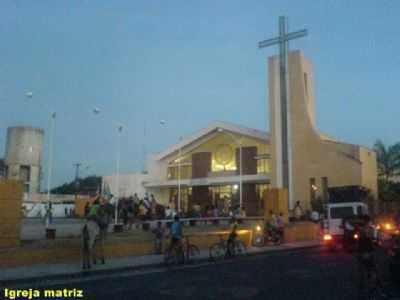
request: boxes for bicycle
[164,235,200,266]
[182,235,200,263]
[209,234,246,262]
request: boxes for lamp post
[115,124,123,225]
[217,128,243,212]
[73,162,81,203]
[177,136,183,214]
[141,119,167,174]
[46,111,56,228]
[91,108,123,230]
[24,92,57,232]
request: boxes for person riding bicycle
[169,214,183,254]
[226,217,238,258]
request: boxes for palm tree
[373,140,400,181]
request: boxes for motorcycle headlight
[385,223,393,230]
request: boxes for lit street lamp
[217,128,243,212]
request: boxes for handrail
[143,216,264,223]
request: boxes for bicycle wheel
[209,243,225,262]
[233,240,246,256]
[164,247,184,266]
[186,244,200,262]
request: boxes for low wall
[0,221,320,268]
[0,180,23,248]
[0,230,252,268]
[284,222,320,243]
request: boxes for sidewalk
[0,240,321,286]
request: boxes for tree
[51,176,101,195]
[373,140,400,181]
[374,140,400,213]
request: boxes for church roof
[154,121,269,161]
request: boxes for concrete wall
[358,147,378,198]
[23,202,75,218]
[5,126,44,193]
[269,51,378,211]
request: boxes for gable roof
[154,121,269,161]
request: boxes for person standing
[226,217,239,258]
[143,193,151,210]
[294,201,303,220]
[277,213,285,240]
[269,210,278,228]
[150,194,157,219]
[168,215,183,261]
[152,221,165,254]
[213,206,219,218]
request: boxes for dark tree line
[51,176,101,195]
[374,140,400,210]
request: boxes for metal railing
[135,216,265,231]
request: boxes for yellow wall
[168,132,270,174]
[0,180,23,248]
[269,51,378,212]
[0,230,253,268]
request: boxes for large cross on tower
[258,16,307,208]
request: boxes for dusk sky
[0,1,399,189]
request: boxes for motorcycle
[253,225,282,247]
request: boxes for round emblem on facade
[215,144,234,166]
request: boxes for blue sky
[0,1,399,189]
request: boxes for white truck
[322,202,369,250]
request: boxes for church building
[104,51,378,217]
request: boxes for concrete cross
[258,16,307,205]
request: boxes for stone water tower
[4,126,44,194]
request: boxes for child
[152,221,164,254]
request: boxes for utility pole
[73,163,82,202]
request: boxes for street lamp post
[177,136,183,214]
[91,108,123,230]
[73,162,81,203]
[217,128,243,212]
[24,92,57,232]
[115,124,123,225]
[46,112,56,228]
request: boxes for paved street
[21,218,84,240]
[16,248,400,300]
